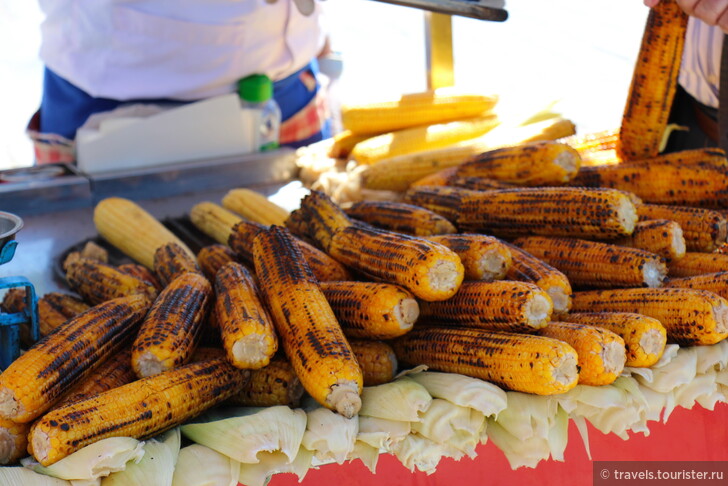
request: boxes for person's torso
[679,17,722,109]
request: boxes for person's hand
[644,0,728,32]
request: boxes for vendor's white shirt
[38,0,327,101]
[679,17,721,109]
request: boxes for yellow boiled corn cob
[570,287,728,346]
[65,256,158,305]
[614,219,686,262]
[153,241,202,287]
[197,244,238,282]
[349,340,398,386]
[637,203,727,252]
[56,348,136,406]
[319,281,419,340]
[668,252,728,278]
[0,294,152,423]
[190,201,244,245]
[0,418,30,464]
[328,130,379,159]
[93,197,194,269]
[562,312,667,368]
[37,292,90,336]
[287,190,464,301]
[28,357,250,466]
[214,262,278,369]
[391,327,579,395]
[222,188,290,226]
[404,185,638,240]
[228,356,304,408]
[341,89,498,135]
[664,271,728,299]
[131,272,213,378]
[424,233,512,281]
[350,116,500,166]
[252,225,363,418]
[513,235,667,288]
[618,0,688,160]
[344,200,457,236]
[418,280,553,332]
[538,321,626,386]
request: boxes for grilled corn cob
[504,242,573,315]
[65,257,158,305]
[614,219,686,262]
[391,327,579,395]
[118,263,163,291]
[131,272,213,378]
[349,340,398,386]
[0,294,151,423]
[0,418,30,464]
[189,201,243,245]
[410,168,515,190]
[0,288,25,314]
[538,321,626,386]
[562,312,666,368]
[618,0,688,160]
[37,292,90,336]
[404,185,638,240]
[561,128,620,156]
[344,200,457,236]
[424,233,512,281]
[214,262,278,369]
[328,130,378,159]
[29,357,249,466]
[56,348,136,406]
[319,281,419,340]
[228,356,304,408]
[668,252,728,277]
[418,280,553,332]
[93,197,194,269]
[153,242,202,287]
[637,203,727,252]
[222,188,290,227]
[197,244,238,282]
[513,236,667,288]
[253,225,363,418]
[570,148,728,208]
[570,287,728,346]
[664,271,728,300]
[288,190,464,301]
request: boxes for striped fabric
[679,17,722,109]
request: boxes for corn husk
[346,441,380,473]
[410,399,484,458]
[237,448,313,486]
[407,371,507,417]
[301,406,358,464]
[101,429,180,486]
[171,445,239,486]
[356,416,410,451]
[181,406,307,464]
[0,467,71,485]
[359,377,432,422]
[634,346,697,394]
[389,434,447,475]
[694,339,728,374]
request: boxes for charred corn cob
[562,312,666,368]
[287,190,464,301]
[153,242,202,287]
[0,418,30,464]
[118,263,163,291]
[410,167,516,191]
[561,128,620,156]
[93,197,194,269]
[391,327,579,395]
[197,244,238,282]
[0,288,25,313]
[341,89,498,135]
[37,292,90,336]
[319,281,419,340]
[418,280,553,332]
[637,203,727,252]
[228,356,304,408]
[538,321,626,386]
[344,200,457,236]
[131,272,213,378]
[504,242,573,315]
[0,294,151,423]
[56,348,136,406]
[350,116,500,165]
[618,0,688,160]
[349,340,398,386]
[214,262,278,369]
[664,271,728,299]
[253,226,363,418]
[668,252,728,277]
[222,188,290,227]
[190,201,244,245]
[570,287,728,346]
[29,357,249,466]
[404,185,638,240]
[65,257,158,305]
[614,219,686,262]
[570,148,728,208]
[425,233,512,281]
[513,236,667,288]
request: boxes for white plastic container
[238,74,281,152]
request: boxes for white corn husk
[22,438,144,482]
[180,406,307,464]
[674,372,724,411]
[716,366,728,396]
[486,419,553,470]
[171,444,239,486]
[389,433,453,475]
[633,345,696,394]
[356,416,410,451]
[101,429,180,486]
[408,371,507,417]
[301,406,358,464]
[359,377,432,422]
[496,392,560,442]
[0,467,72,485]
[346,441,381,474]
[694,339,728,374]
[410,399,484,458]
[237,448,313,486]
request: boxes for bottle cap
[238,74,273,103]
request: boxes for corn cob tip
[640,328,667,359]
[395,298,420,331]
[528,294,553,328]
[231,335,275,369]
[600,340,627,377]
[328,380,362,419]
[552,353,579,389]
[0,429,17,463]
[547,286,572,315]
[426,259,463,299]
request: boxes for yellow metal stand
[425,12,455,90]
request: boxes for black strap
[719,33,728,151]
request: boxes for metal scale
[0,211,39,370]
